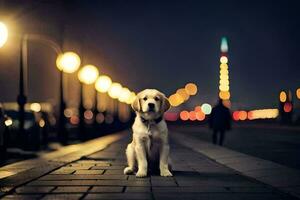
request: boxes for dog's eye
[154,97,160,101]
[143,97,147,101]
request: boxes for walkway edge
[0,131,127,194]
[171,130,300,199]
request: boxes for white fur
[124,89,172,177]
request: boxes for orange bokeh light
[189,111,197,121]
[196,111,205,121]
[232,111,239,121]
[239,111,247,121]
[180,110,189,121]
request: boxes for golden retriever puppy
[124,89,172,177]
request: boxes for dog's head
[132,89,170,120]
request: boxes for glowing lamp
[118,87,131,103]
[0,22,8,48]
[78,65,99,84]
[95,75,112,93]
[108,82,122,99]
[176,88,189,101]
[56,52,81,73]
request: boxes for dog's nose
[148,103,155,110]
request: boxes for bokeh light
[220,56,228,64]
[108,82,122,99]
[201,103,212,115]
[56,52,81,73]
[219,91,230,100]
[176,88,190,101]
[195,111,205,121]
[297,88,300,100]
[185,83,197,95]
[238,111,247,121]
[279,91,287,102]
[30,103,41,112]
[95,75,112,93]
[78,65,99,84]
[283,102,292,113]
[189,111,197,121]
[169,93,184,107]
[118,87,131,103]
[0,21,8,48]
[180,110,189,121]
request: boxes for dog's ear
[161,95,171,113]
[131,96,141,112]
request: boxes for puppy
[124,89,172,177]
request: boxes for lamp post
[78,64,99,141]
[56,52,81,143]
[0,22,81,143]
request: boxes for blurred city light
[185,83,197,95]
[219,91,230,100]
[195,110,205,121]
[95,75,112,93]
[297,88,300,100]
[283,102,292,113]
[164,112,178,121]
[179,110,189,121]
[4,117,13,127]
[247,109,279,120]
[238,111,247,121]
[78,65,99,84]
[39,119,45,127]
[126,92,136,104]
[201,103,212,115]
[220,37,228,53]
[56,52,81,73]
[30,103,41,112]
[189,111,197,121]
[118,87,131,103]
[84,110,93,120]
[279,91,287,102]
[176,88,190,101]
[233,109,279,121]
[0,21,8,48]
[108,82,122,99]
[220,56,228,64]
[169,93,183,107]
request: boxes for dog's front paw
[124,167,134,175]
[160,169,173,177]
[136,170,147,178]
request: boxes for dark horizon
[0,0,300,110]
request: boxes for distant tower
[219,37,231,107]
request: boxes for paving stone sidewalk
[0,131,298,200]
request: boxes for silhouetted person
[209,99,231,146]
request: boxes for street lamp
[56,52,81,144]
[78,65,99,141]
[0,21,8,48]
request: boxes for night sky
[0,0,300,110]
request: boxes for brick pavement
[0,130,298,200]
